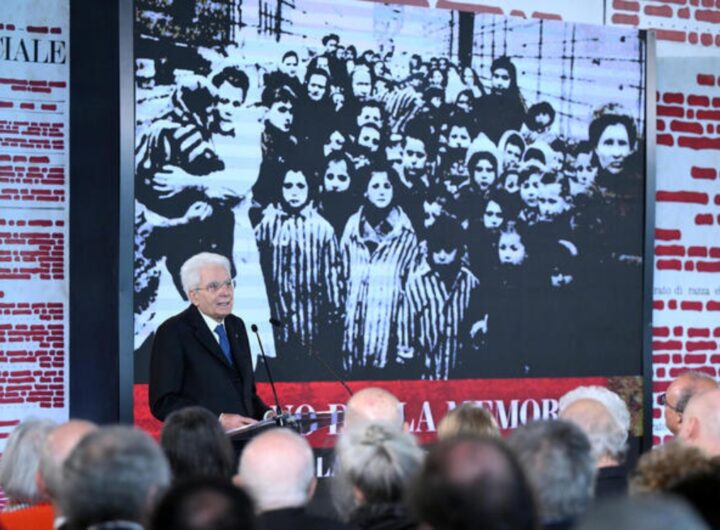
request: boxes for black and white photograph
[133,0,647,383]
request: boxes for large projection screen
[131,0,648,449]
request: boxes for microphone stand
[251,323,289,427]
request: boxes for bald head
[238,428,315,511]
[665,372,718,435]
[38,420,97,502]
[679,388,720,456]
[561,399,624,466]
[345,387,404,430]
[558,386,630,466]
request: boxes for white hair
[179,252,231,295]
[0,419,56,504]
[559,386,630,461]
[239,429,314,511]
[333,423,424,521]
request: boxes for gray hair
[508,419,596,522]
[59,426,171,527]
[179,252,231,295]
[559,386,630,462]
[0,419,56,504]
[239,428,315,511]
[333,423,424,521]
[576,495,709,530]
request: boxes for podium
[226,409,345,441]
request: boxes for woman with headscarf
[476,56,527,144]
[340,165,419,377]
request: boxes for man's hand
[219,413,258,432]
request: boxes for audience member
[333,423,423,529]
[559,385,630,497]
[663,371,718,436]
[238,428,354,529]
[508,420,595,530]
[0,419,56,530]
[575,495,709,530]
[160,406,234,483]
[412,435,537,530]
[59,426,171,530]
[151,478,255,530]
[679,388,720,456]
[37,420,98,530]
[629,440,715,495]
[344,387,405,431]
[436,404,499,441]
[667,460,720,530]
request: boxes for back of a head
[161,406,234,482]
[558,386,630,464]
[675,371,718,411]
[412,435,537,530]
[238,428,314,512]
[39,420,98,502]
[576,495,709,530]
[151,478,255,530]
[345,387,404,430]
[668,462,720,530]
[60,425,171,528]
[629,440,714,495]
[0,419,56,504]
[508,419,595,523]
[437,404,500,441]
[333,423,423,521]
[681,388,720,456]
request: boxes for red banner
[135,375,641,447]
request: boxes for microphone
[250,323,287,426]
[268,318,353,397]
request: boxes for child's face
[503,143,522,170]
[448,126,471,149]
[550,150,564,173]
[323,160,351,193]
[538,182,567,220]
[473,159,496,191]
[504,172,519,194]
[570,151,597,195]
[282,170,309,209]
[520,173,541,207]
[483,200,504,230]
[498,231,526,266]
[431,247,458,267]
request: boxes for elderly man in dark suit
[149,252,270,431]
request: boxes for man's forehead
[200,263,229,278]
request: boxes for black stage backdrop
[132,0,647,450]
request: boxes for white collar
[198,308,225,342]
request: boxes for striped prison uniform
[255,204,342,357]
[340,206,419,371]
[397,263,480,380]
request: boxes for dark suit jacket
[257,507,359,530]
[149,304,269,421]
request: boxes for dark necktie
[214,324,233,365]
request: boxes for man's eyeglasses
[194,279,235,294]
[659,393,681,412]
